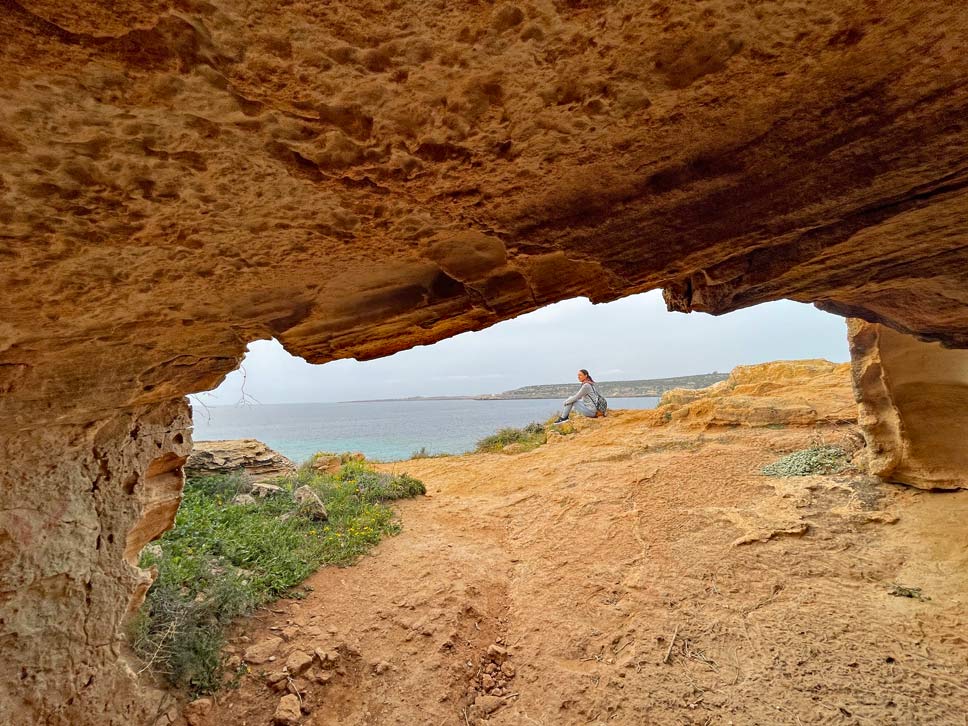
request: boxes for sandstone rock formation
[308,451,366,474]
[186,439,296,481]
[656,359,856,429]
[849,320,968,490]
[0,399,191,724]
[1,1,967,723]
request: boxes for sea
[191,397,660,464]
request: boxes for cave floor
[201,412,968,725]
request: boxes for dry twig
[663,624,679,664]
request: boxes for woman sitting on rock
[553,369,604,424]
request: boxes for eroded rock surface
[655,359,856,429]
[0,399,191,725]
[1,2,967,724]
[849,320,968,490]
[186,439,296,481]
[2,1,968,430]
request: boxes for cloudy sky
[200,290,850,405]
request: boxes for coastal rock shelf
[186,439,297,481]
[656,359,856,430]
[1,2,967,724]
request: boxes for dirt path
[205,412,968,725]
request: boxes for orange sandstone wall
[849,321,968,491]
[1,2,968,723]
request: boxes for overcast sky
[199,290,850,405]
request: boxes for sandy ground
[203,411,968,725]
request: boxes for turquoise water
[191,397,659,463]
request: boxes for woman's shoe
[552,416,569,425]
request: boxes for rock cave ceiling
[1,0,967,427]
[2,4,968,723]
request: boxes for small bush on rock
[476,421,548,453]
[761,445,848,477]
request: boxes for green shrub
[410,446,451,459]
[522,421,545,436]
[337,462,426,500]
[761,445,848,477]
[132,462,425,696]
[475,421,548,453]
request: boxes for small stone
[314,669,333,685]
[267,671,289,692]
[251,482,285,498]
[182,697,212,726]
[232,493,257,506]
[372,660,391,675]
[501,662,516,678]
[487,644,508,660]
[286,650,314,675]
[474,695,504,715]
[313,647,340,666]
[484,663,498,675]
[481,674,496,690]
[293,485,328,520]
[273,694,302,725]
[310,454,342,473]
[244,636,283,665]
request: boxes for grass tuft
[409,446,451,460]
[130,460,424,696]
[475,421,548,453]
[761,445,848,477]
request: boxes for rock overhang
[2,2,968,723]
[1,0,968,428]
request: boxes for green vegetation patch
[475,421,549,453]
[130,461,424,696]
[409,446,451,459]
[761,445,848,477]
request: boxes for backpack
[591,384,608,416]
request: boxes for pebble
[474,694,504,715]
[243,637,283,665]
[272,694,302,725]
[501,662,516,677]
[286,650,314,675]
[487,644,508,660]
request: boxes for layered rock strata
[656,359,856,430]
[0,398,191,725]
[0,1,967,724]
[848,320,968,490]
[185,439,296,481]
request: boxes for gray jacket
[564,382,598,409]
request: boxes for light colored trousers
[561,401,596,419]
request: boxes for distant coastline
[346,372,727,403]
